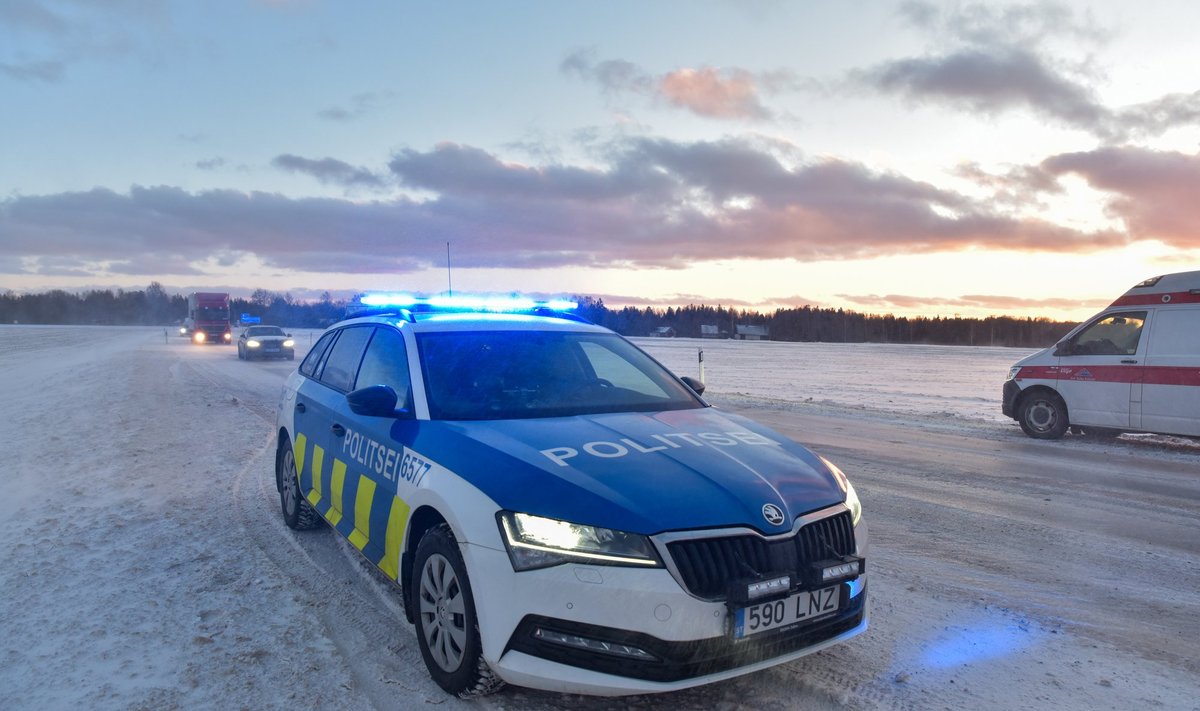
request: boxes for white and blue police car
[274,295,868,697]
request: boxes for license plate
[732,585,841,639]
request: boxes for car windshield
[247,326,284,336]
[417,330,704,420]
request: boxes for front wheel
[412,524,504,697]
[1018,391,1069,439]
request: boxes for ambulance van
[1003,270,1200,439]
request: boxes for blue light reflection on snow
[920,618,1043,668]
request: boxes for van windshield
[1069,312,1147,356]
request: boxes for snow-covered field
[1,325,1196,711]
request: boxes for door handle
[331,423,346,437]
[1121,359,1138,364]
[295,402,307,413]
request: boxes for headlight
[497,512,661,571]
[193,332,206,343]
[819,455,862,526]
[223,332,232,341]
[1006,366,1022,381]
[283,339,295,348]
[179,327,187,334]
[246,339,260,348]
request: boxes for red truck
[183,292,232,344]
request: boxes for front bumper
[463,542,868,696]
[1002,380,1021,419]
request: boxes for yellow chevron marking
[380,496,411,581]
[293,433,307,481]
[327,458,346,526]
[307,444,324,506]
[348,475,377,550]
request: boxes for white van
[1003,270,1200,439]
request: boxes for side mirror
[346,385,413,419]
[680,376,706,396]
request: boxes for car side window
[354,328,413,409]
[319,326,373,392]
[300,330,337,378]
[1070,311,1147,356]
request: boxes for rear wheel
[1018,391,1069,439]
[412,524,504,697]
[277,437,320,530]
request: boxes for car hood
[405,407,845,535]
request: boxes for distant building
[700,324,722,338]
[735,324,769,340]
[649,326,676,338]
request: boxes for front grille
[667,511,856,599]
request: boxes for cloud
[858,47,1106,130]
[1,138,1135,279]
[0,0,170,83]
[317,91,395,122]
[271,154,387,189]
[1037,147,1200,244]
[859,2,1200,141]
[562,50,787,121]
[837,292,1109,313]
[0,59,65,83]
[659,67,771,120]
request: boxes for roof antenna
[446,241,453,297]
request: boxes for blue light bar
[359,293,578,312]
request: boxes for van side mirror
[346,384,413,419]
[680,376,706,396]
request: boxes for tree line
[0,285,1075,348]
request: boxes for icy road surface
[1,326,1197,710]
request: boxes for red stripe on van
[1016,365,1200,386]
[1108,291,1200,307]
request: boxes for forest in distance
[0,284,1075,349]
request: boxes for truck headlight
[498,512,661,571]
[1006,366,1022,381]
[820,456,862,526]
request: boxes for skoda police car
[274,295,868,697]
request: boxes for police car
[274,295,868,697]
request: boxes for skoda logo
[762,503,785,526]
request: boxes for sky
[2,0,1199,321]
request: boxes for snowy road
[1,326,1196,710]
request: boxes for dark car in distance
[237,325,295,360]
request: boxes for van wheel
[1018,391,1069,439]
[412,524,504,697]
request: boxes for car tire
[278,437,321,530]
[1018,390,1069,439]
[412,524,504,698]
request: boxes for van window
[1146,309,1200,356]
[1070,312,1147,356]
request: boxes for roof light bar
[359,293,578,312]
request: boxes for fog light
[746,575,791,601]
[818,558,863,583]
[533,627,656,661]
